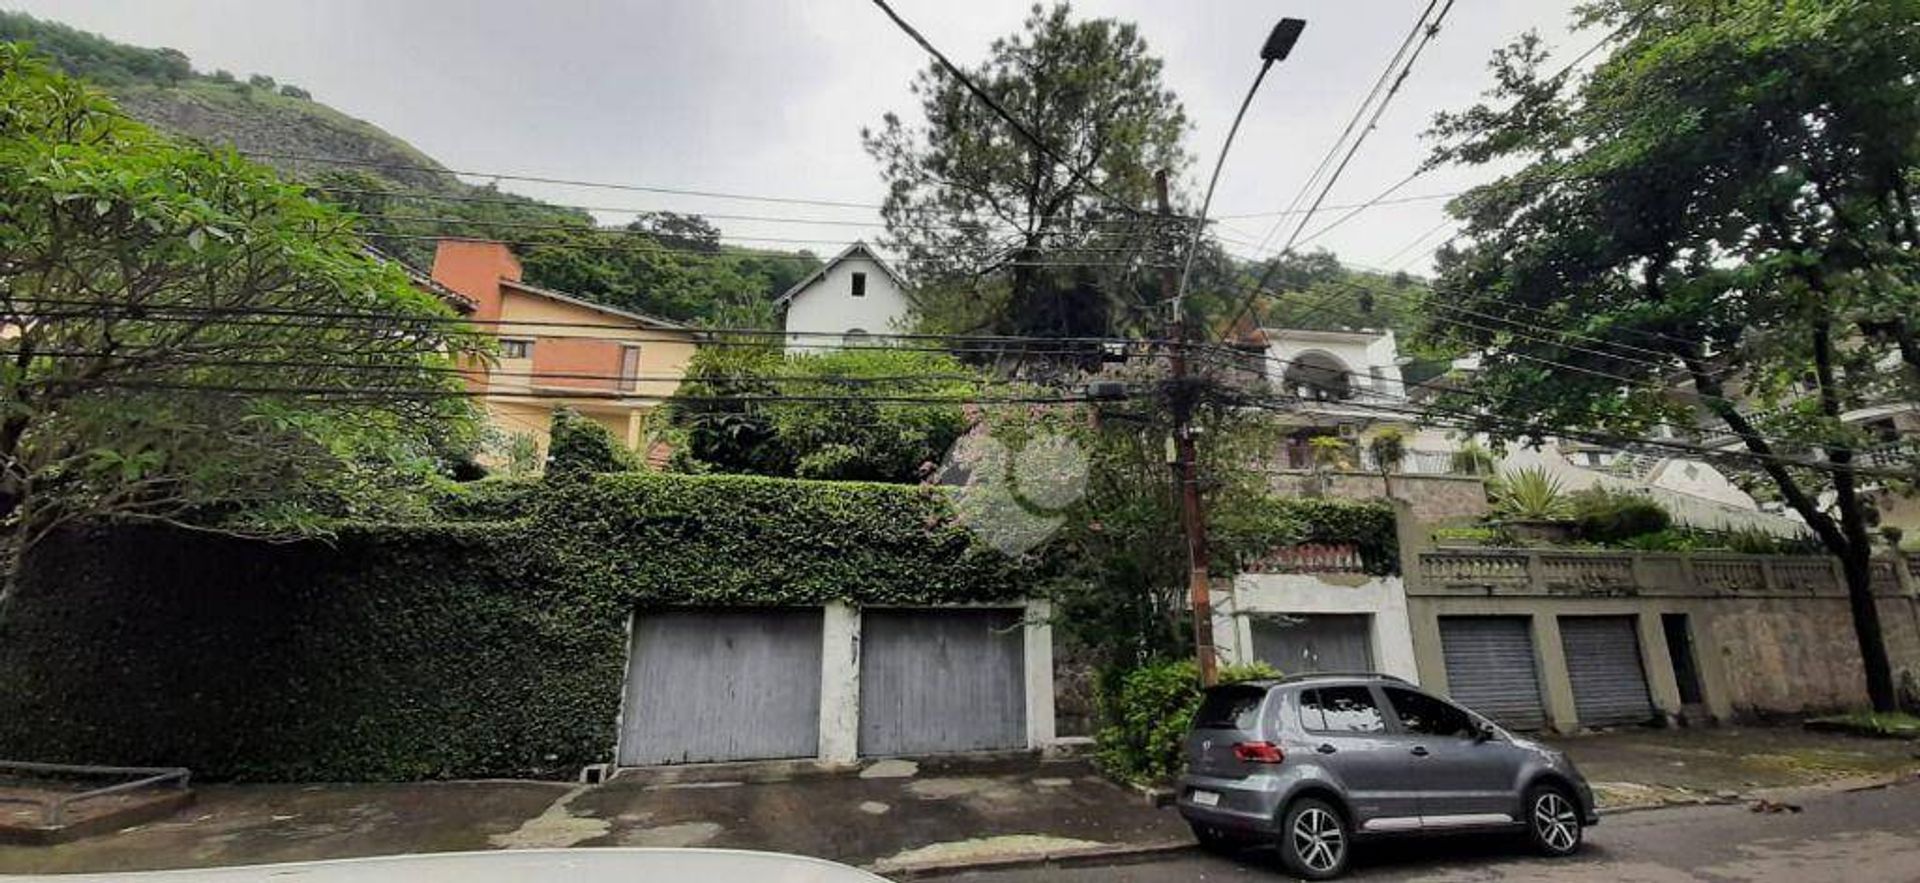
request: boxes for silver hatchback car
[1175,672,1597,879]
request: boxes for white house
[776,242,912,353]
[1264,327,1407,403]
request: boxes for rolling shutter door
[1559,616,1654,727]
[1438,616,1547,731]
[859,609,1026,756]
[617,609,823,766]
[1250,614,1374,674]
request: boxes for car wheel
[1526,784,1583,857]
[1277,797,1350,880]
[1188,820,1240,854]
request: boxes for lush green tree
[863,2,1191,353]
[663,345,982,482]
[0,45,484,600]
[545,407,639,477]
[1420,0,1920,709]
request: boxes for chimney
[430,239,522,323]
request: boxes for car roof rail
[1272,671,1412,685]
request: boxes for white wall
[1265,329,1404,399]
[1211,573,1420,683]
[1498,443,1804,536]
[782,254,911,353]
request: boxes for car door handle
[1316,743,1337,754]
[1410,746,1430,757]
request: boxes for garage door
[617,609,822,766]
[1251,614,1373,674]
[1559,616,1654,727]
[859,609,1025,756]
[1438,617,1547,730]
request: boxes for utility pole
[1156,169,1218,686]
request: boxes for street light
[1164,18,1303,688]
[1171,17,1307,320]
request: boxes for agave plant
[1492,466,1572,521]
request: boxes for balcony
[1411,547,1916,598]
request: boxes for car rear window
[1193,685,1266,730]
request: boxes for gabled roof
[365,246,476,314]
[774,241,909,306]
[499,279,694,332]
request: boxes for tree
[663,345,983,482]
[0,45,483,600]
[1420,0,1920,710]
[863,2,1191,354]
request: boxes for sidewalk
[1,726,1915,878]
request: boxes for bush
[1212,497,1399,575]
[1570,488,1671,544]
[1491,466,1571,521]
[1094,658,1280,784]
[545,406,637,476]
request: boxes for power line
[1189,341,1916,481]
[1216,0,1458,340]
[248,151,886,210]
[865,0,1145,220]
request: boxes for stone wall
[1710,596,1920,714]
[1266,471,1490,523]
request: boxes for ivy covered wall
[0,473,1394,781]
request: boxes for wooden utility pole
[1155,169,1217,686]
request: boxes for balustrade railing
[1415,548,1907,596]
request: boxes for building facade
[429,238,700,459]
[777,242,912,353]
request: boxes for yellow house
[428,238,700,462]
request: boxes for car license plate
[1191,790,1220,807]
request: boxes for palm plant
[1491,467,1572,521]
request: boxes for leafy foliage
[1569,487,1671,544]
[664,345,983,482]
[1421,0,1920,708]
[864,2,1190,351]
[0,472,1050,780]
[0,46,482,595]
[1490,467,1571,521]
[0,11,191,86]
[1092,658,1279,784]
[544,408,639,477]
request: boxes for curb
[869,839,1196,879]
[1598,770,1920,817]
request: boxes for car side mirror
[1473,722,1496,743]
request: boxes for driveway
[951,778,1920,881]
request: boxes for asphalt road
[947,780,1920,882]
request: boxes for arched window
[843,328,871,347]
[1282,350,1353,401]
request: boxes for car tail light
[1233,741,1285,763]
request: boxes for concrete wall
[783,254,911,353]
[1213,573,1420,683]
[1403,548,1920,729]
[1266,472,1491,523]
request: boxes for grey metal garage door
[1251,614,1373,674]
[617,609,822,766]
[1439,616,1547,730]
[859,609,1025,756]
[1559,616,1654,727]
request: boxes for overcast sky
[17,1,1589,274]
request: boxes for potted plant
[1491,466,1575,542]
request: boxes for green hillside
[0,10,820,324]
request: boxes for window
[1299,686,1386,734]
[851,271,867,297]
[843,328,871,347]
[1383,687,1475,738]
[620,345,642,391]
[500,338,533,359]
[1194,685,1266,730]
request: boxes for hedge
[1213,497,1399,576]
[0,473,1395,781]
